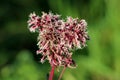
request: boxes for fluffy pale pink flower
[27,12,89,68]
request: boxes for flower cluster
[27,12,89,68]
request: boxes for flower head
[27,12,89,68]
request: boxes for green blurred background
[0,0,120,80]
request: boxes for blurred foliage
[0,0,120,80]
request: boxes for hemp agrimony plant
[27,12,89,80]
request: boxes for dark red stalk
[49,65,55,80]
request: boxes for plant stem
[49,65,55,80]
[58,66,66,80]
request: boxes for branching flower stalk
[58,66,66,80]
[27,12,89,80]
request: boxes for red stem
[49,65,55,80]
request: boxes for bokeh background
[0,0,120,80]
